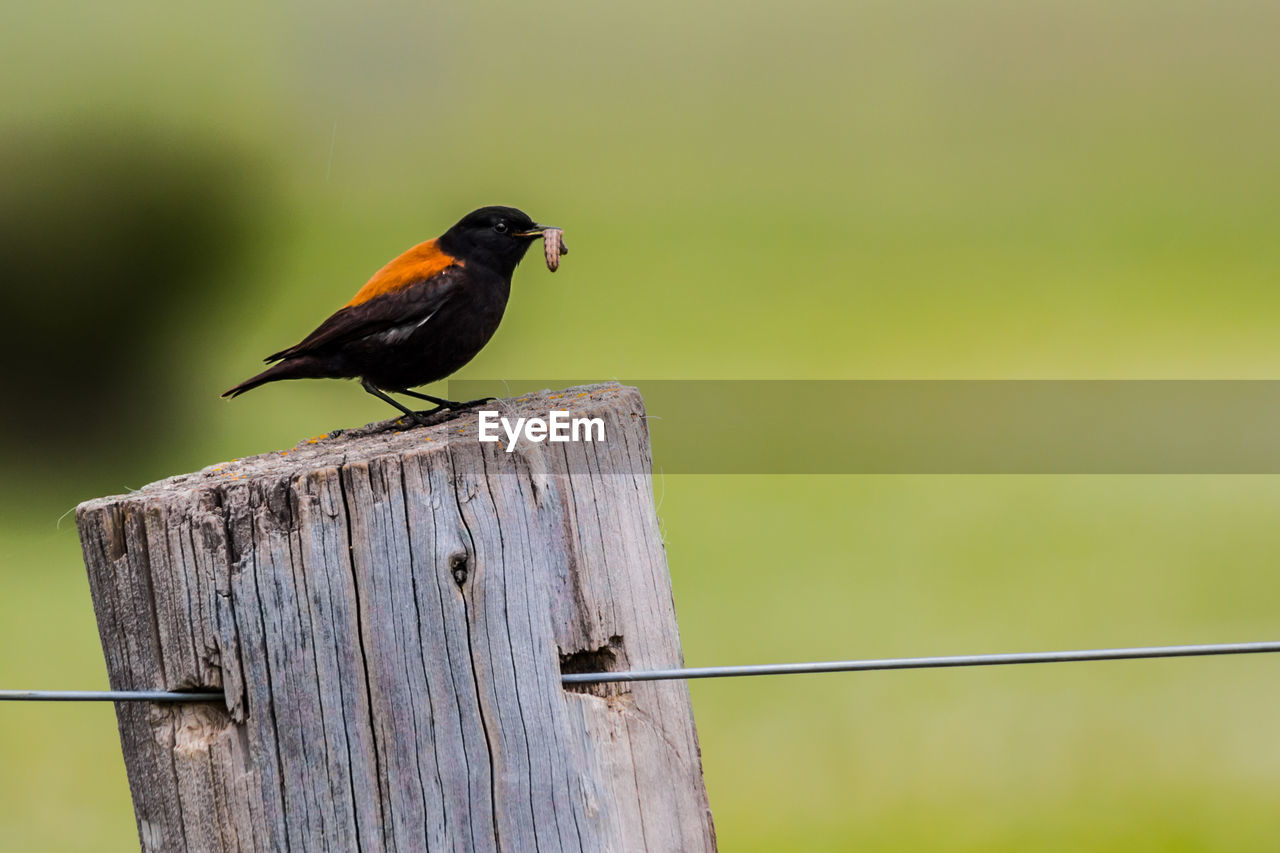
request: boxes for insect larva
[543,227,568,272]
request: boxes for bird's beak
[514,225,554,237]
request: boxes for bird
[223,205,559,424]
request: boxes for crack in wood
[447,441,503,851]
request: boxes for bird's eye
[493,221,509,234]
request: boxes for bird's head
[439,205,553,277]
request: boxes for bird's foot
[398,387,496,410]
[449,396,497,410]
[412,396,495,415]
[393,398,495,429]
[406,412,438,427]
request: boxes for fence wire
[562,640,1280,684]
[0,689,225,702]
[3,640,1278,701]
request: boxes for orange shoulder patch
[344,239,462,308]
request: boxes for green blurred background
[3,1,1280,849]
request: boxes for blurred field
[3,1,1280,849]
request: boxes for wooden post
[77,383,716,852]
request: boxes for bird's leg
[362,380,434,427]
[397,388,496,412]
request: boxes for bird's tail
[222,357,331,398]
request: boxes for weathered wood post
[77,383,716,851]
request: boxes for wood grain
[78,383,715,852]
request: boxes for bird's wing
[265,265,464,362]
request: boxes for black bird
[223,206,559,422]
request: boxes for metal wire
[560,640,1280,684]
[3,641,1278,699]
[0,690,224,703]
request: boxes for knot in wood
[449,552,469,586]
